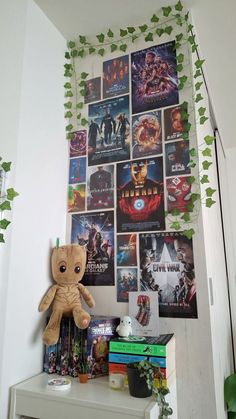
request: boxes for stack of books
[109,334,175,387]
[43,315,119,379]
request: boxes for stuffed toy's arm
[38,285,58,312]
[78,283,95,308]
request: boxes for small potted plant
[127,360,173,419]
[78,361,89,384]
[224,373,236,418]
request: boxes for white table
[9,373,177,419]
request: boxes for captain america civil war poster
[131,41,179,115]
[88,95,130,166]
[116,157,165,233]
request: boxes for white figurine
[116,316,132,338]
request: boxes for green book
[109,334,174,357]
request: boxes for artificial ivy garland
[0,158,18,243]
[63,0,216,240]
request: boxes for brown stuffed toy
[39,244,95,345]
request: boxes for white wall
[0,1,67,418]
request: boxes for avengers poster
[71,211,114,286]
[69,130,87,158]
[68,184,85,213]
[69,157,86,184]
[164,105,184,141]
[84,77,101,104]
[88,95,130,166]
[131,41,179,115]
[87,164,114,210]
[166,176,191,213]
[116,268,138,303]
[165,140,190,177]
[132,111,162,158]
[139,232,197,318]
[116,157,165,233]
[117,234,137,266]
[103,55,129,99]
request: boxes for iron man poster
[116,157,165,233]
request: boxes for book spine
[109,341,167,356]
[109,352,167,368]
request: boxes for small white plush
[116,316,132,338]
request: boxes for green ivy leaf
[179,75,188,84]
[206,198,216,208]
[202,148,212,157]
[186,202,194,212]
[71,49,78,57]
[2,162,11,172]
[65,52,70,59]
[187,160,196,168]
[186,176,195,185]
[192,44,198,53]
[195,59,205,69]
[98,48,105,56]
[68,41,76,49]
[120,44,127,52]
[165,26,173,35]
[189,148,197,157]
[80,89,86,96]
[187,24,194,32]
[64,82,72,89]
[180,101,188,111]
[145,32,154,42]
[174,42,181,50]
[171,208,181,216]
[107,29,114,38]
[175,0,183,11]
[66,133,74,140]
[0,233,5,243]
[77,49,85,58]
[78,80,86,87]
[77,113,81,119]
[177,53,184,63]
[171,221,181,230]
[176,33,183,42]
[200,116,208,125]
[181,212,191,222]
[89,47,96,54]
[120,28,128,37]
[180,110,189,121]
[64,63,72,70]
[79,35,87,44]
[198,107,206,116]
[204,135,215,145]
[195,93,203,103]
[183,121,191,132]
[0,219,11,229]
[81,72,89,80]
[195,81,203,91]
[64,70,72,78]
[201,175,209,184]
[182,132,189,140]
[176,64,183,72]
[110,44,118,52]
[139,24,148,33]
[156,28,164,37]
[202,160,212,170]
[191,193,201,203]
[65,90,73,97]
[194,69,201,78]
[183,229,195,239]
[162,6,172,16]
[127,26,136,34]
[66,124,73,132]
[81,118,88,126]
[97,33,105,43]
[151,14,159,23]
[65,111,73,118]
[76,102,84,109]
[205,187,216,197]
[0,201,11,211]
[6,188,19,201]
[188,35,195,45]
[184,12,190,21]
[132,35,139,42]
[64,101,72,109]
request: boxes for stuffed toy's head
[51,244,87,285]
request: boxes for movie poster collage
[68,40,197,319]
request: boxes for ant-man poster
[131,41,179,114]
[116,157,165,233]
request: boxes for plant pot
[126,363,152,398]
[78,373,89,384]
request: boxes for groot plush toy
[39,244,95,345]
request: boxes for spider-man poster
[116,157,165,233]
[131,41,179,114]
[166,176,192,213]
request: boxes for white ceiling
[35,0,236,149]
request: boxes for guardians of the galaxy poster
[131,41,179,114]
[71,211,114,286]
[88,95,130,166]
[139,232,197,318]
[116,157,165,233]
